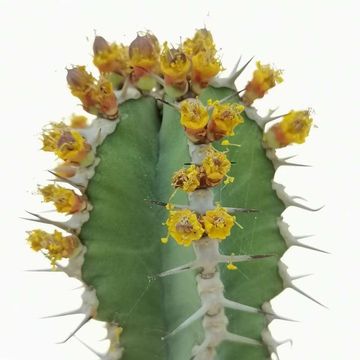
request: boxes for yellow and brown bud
[129,32,160,70]
[202,148,231,187]
[67,66,118,120]
[93,36,110,54]
[129,32,160,91]
[42,124,92,164]
[242,61,283,106]
[160,42,190,97]
[171,165,201,192]
[263,110,313,148]
[27,229,80,265]
[39,184,87,214]
[183,29,222,92]
[93,36,131,76]
[180,99,209,143]
[207,101,245,141]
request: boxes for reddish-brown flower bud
[93,36,110,54]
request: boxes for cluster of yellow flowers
[66,66,118,120]
[161,206,235,246]
[28,28,314,272]
[27,115,93,263]
[179,98,244,143]
[92,29,222,96]
[27,229,79,265]
[172,147,233,192]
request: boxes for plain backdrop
[0,1,359,359]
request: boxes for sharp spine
[22,211,78,234]
[225,206,258,213]
[161,305,208,340]
[224,331,262,346]
[42,309,82,319]
[47,170,86,192]
[279,261,327,308]
[56,315,92,344]
[218,254,273,263]
[158,261,196,277]
[230,56,254,83]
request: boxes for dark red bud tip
[93,36,109,54]
[66,67,82,87]
[129,33,159,58]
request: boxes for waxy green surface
[81,88,286,360]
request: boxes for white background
[0,1,359,359]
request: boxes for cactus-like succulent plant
[26,28,319,360]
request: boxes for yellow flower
[183,29,222,90]
[67,66,96,99]
[263,110,313,148]
[183,28,216,58]
[160,42,191,80]
[202,147,231,186]
[42,124,91,163]
[165,209,204,246]
[39,184,85,214]
[93,36,130,75]
[67,66,118,119]
[227,263,238,270]
[202,206,235,240]
[180,99,209,130]
[27,229,79,265]
[41,122,66,152]
[243,61,283,106]
[172,165,200,192]
[279,110,313,144]
[191,51,222,83]
[55,130,91,163]
[207,100,245,139]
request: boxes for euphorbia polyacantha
[26,28,319,360]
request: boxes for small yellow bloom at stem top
[242,61,283,106]
[180,99,209,143]
[227,263,238,270]
[67,66,118,120]
[202,147,232,187]
[39,184,86,214]
[165,209,204,246]
[42,124,92,164]
[27,229,80,265]
[172,165,201,192]
[183,28,216,56]
[263,110,313,149]
[207,100,245,141]
[202,206,235,240]
[93,36,131,77]
[160,42,191,97]
[160,42,191,81]
[183,29,222,92]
